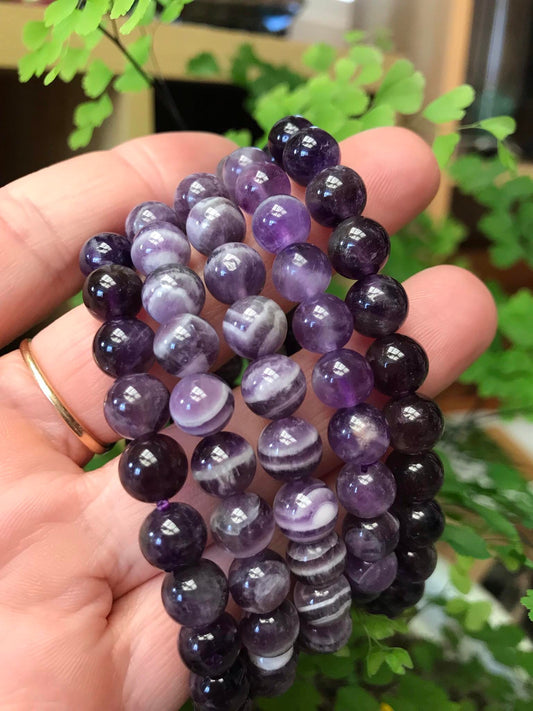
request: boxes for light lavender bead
[131,221,191,275]
[293,575,351,626]
[170,374,234,436]
[174,172,227,229]
[204,242,266,305]
[186,197,246,256]
[345,552,398,595]
[240,600,300,657]
[336,461,397,519]
[235,162,291,214]
[222,147,270,199]
[142,265,205,323]
[252,195,311,254]
[191,431,256,497]
[274,478,338,542]
[229,549,290,613]
[328,403,390,465]
[292,293,353,353]
[272,243,331,302]
[299,612,352,654]
[211,493,275,558]
[286,532,347,586]
[125,201,178,240]
[241,354,306,419]
[104,373,169,439]
[312,348,374,409]
[153,314,218,377]
[257,416,322,482]
[343,511,400,562]
[223,296,287,360]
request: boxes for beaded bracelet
[80,116,445,709]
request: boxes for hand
[0,128,497,711]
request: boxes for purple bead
[125,201,178,240]
[395,499,445,548]
[345,552,398,595]
[247,649,298,699]
[368,580,425,617]
[328,403,390,465]
[191,431,256,497]
[282,127,340,186]
[131,221,191,275]
[346,275,408,338]
[396,545,437,582]
[252,195,311,254]
[204,242,266,305]
[223,296,287,360]
[142,265,206,323]
[286,532,347,586]
[293,575,351,625]
[179,612,241,677]
[299,612,352,653]
[268,115,312,164]
[170,374,234,437]
[240,599,300,657]
[139,502,207,570]
[241,355,307,419]
[312,348,374,409]
[336,462,396,519]
[235,162,291,214]
[257,416,322,482]
[274,478,338,542]
[386,450,444,502]
[153,314,219,377]
[384,394,444,454]
[186,197,246,256]
[343,511,400,562]
[93,319,154,377]
[272,243,331,302]
[222,147,269,199]
[305,165,367,228]
[174,172,228,229]
[119,433,187,502]
[83,265,142,321]
[104,373,169,439]
[190,657,250,711]
[367,334,428,398]
[79,232,133,276]
[328,216,390,280]
[229,549,290,613]
[210,492,275,558]
[292,294,353,353]
[162,558,228,627]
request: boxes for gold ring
[19,338,110,455]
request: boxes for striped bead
[293,575,351,626]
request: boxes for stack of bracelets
[80,116,445,709]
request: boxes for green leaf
[335,686,379,711]
[68,125,94,150]
[450,556,473,594]
[446,597,468,615]
[361,613,397,641]
[74,92,113,128]
[187,52,221,77]
[349,45,384,85]
[23,21,49,51]
[120,0,150,34]
[433,133,460,168]
[58,46,91,82]
[334,57,357,83]
[422,84,475,123]
[336,119,363,141]
[464,600,492,631]
[316,653,354,679]
[520,590,533,621]
[127,35,152,65]
[83,59,114,98]
[366,649,387,677]
[44,0,79,27]
[478,116,516,141]
[360,104,395,130]
[450,154,506,193]
[374,59,425,114]
[302,42,336,72]
[110,0,135,19]
[114,66,150,92]
[75,0,110,35]
[499,290,533,348]
[497,141,518,172]
[224,128,252,148]
[385,647,413,675]
[344,29,366,44]
[18,52,40,83]
[44,65,60,85]
[334,85,369,116]
[160,0,193,23]
[442,523,491,559]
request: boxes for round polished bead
[336,461,396,519]
[396,545,437,583]
[286,532,347,586]
[191,431,256,497]
[178,612,241,677]
[368,580,425,617]
[345,551,398,595]
[247,649,298,699]
[235,162,291,214]
[104,373,169,439]
[204,242,266,304]
[93,319,154,377]
[292,294,353,353]
[153,314,219,377]
[190,657,250,711]
[142,265,206,323]
[258,416,322,481]
[386,450,444,502]
[131,221,191,275]
[222,147,270,199]
[174,172,228,228]
[343,511,400,562]
[240,599,300,657]
[346,274,408,338]
[210,492,275,558]
[139,502,206,570]
[312,348,374,409]
[293,575,351,626]
[186,196,246,256]
[328,403,390,465]
[384,394,444,454]
[162,559,228,627]
[79,232,133,276]
[367,334,428,397]
[282,127,340,186]
[328,216,390,280]
[299,612,352,654]
[267,115,312,163]
[223,296,287,360]
[242,355,307,419]
[125,200,179,240]
[305,165,367,227]
[170,374,234,437]
[274,478,338,542]
[395,499,445,548]
[272,243,331,302]
[252,195,311,254]
[119,433,187,502]
[83,265,142,321]
[229,549,290,613]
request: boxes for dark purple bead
[345,552,398,595]
[305,165,367,227]
[139,502,207,570]
[204,242,266,305]
[222,147,269,199]
[235,162,291,214]
[104,373,169,439]
[210,492,275,558]
[343,511,400,562]
[179,612,241,677]
[240,599,300,657]
[93,319,154,377]
[174,172,228,229]
[286,532,347,586]
[328,216,390,280]
[395,499,445,548]
[386,450,444,502]
[336,461,396,519]
[162,559,228,627]
[247,649,298,699]
[131,221,191,275]
[79,232,133,276]
[327,403,390,465]
[267,115,312,164]
[229,550,290,613]
[369,580,425,617]
[119,433,187,502]
[257,416,322,481]
[223,296,287,360]
[272,243,331,302]
[242,355,307,420]
[396,545,437,583]
[367,334,429,397]
[345,275,408,338]
[186,197,246,256]
[299,612,352,653]
[190,657,250,711]
[83,265,142,321]
[293,575,351,625]
[154,314,219,377]
[274,478,338,543]
[142,264,206,323]
[125,201,179,240]
[384,394,444,454]
[170,374,235,437]
[282,127,340,186]
[191,431,256,497]
[312,348,374,409]
[292,294,353,353]
[252,195,311,254]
